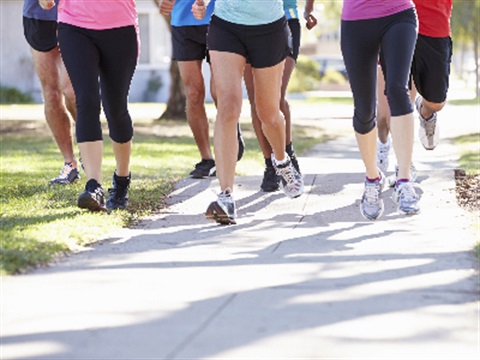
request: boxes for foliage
[288,55,321,93]
[0,86,34,104]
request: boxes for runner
[244,0,317,192]
[193,0,304,225]
[23,0,78,185]
[341,0,420,219]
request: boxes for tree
[153,1,187,120]
[451,0,480,98]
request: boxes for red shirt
[414,0,452,37]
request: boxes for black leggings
[58,23,138,143]
[341,8,417,134]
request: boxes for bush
[0,86,34,104]
[287,54,321,93]
[320,69,348,84]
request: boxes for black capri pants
[341,8,418,134]
[58,23,138,143]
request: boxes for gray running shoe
[376,138,391,173]
[388,163,418,187]
[273,155,304,198]
[49,162,80,185]
[416,96,439,150]
[205,189,236,225]
[360,171,385,221]
[394,181,420,215]
[78,179,106,212]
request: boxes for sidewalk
[1,105,479,359]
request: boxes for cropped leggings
[58,23,138,143]
[341,8,417,134]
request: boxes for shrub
[287,55,321,93]
[0,85,34,104]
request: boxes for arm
[39,0,56,10]
[304,0,317,30]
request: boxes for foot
[394,180,420,215]
[388,163,418,188]
[106,172,131,210]
[78,179,106,211]
[205,189,236,225]
[416,96,439,150]
[376,138,391,173]
[360,171,385,221]
[49,162,80,185]
[190,159,216,179]
[273,154,304,199]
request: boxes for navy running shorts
[23,17,58,52]
[412,34,453,103]
[207,15,291,69]
[172,25,210,62]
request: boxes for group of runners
[27,0,452,225]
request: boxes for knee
[424,99,445,113]
[386,85,413,116]
[184,83,205,106]
[42,86,64,108]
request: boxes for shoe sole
[205,202,236,225]
[78,195,106,212]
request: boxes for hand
[305,13,317,30]
[39,0,55,10]
[192,0,206,20]
[158,0,176,16]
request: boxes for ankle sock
[86,179,101,192]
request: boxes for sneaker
[388,163,418,187]
[237,123,245,161]
[261,163,280,192]
[360,171,385,221]
[106,172,131,210]
[286,143,301,174]
[205,189,236,225]
[273,155,304,198]
[394,181,420,215]
[190,159,216,179]
[78,179,106,211]
[376,138,391,173]
[416,96,439,150]
[49,162,80,185]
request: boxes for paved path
[1,104,479,359]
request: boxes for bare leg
[31,46,76,164]
[376,65,390,144]
[281,56,296,146]
[112,140,132,177]
[209,51,245,191]
[390,113,415,180]
[356,127,380,180]
[78,141,103,183]
[178,60,213,160]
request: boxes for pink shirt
[342,0,414,21]
[58,0,137,30]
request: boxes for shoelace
[423,119,436,137]
[278,166,298,185]
[57,164,74,179]
[364,183,380,204]
[398,183,417,202]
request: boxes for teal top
[214,0,284,25]
[283,0,299,20]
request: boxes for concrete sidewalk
[1,107,479,359]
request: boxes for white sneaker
[416,96,439,150]
[388,163,418,187]
[360,170,385,221]
[273,154,304,199]
[394,181,420,215]
[377,138,391,173]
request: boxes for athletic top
[214,0,284,26]
[342,0,414,21]
[284,0,299,20]
[57,0,137,30]
[414,0,452,37]
[171,0,215,27]
[23,0,57,21]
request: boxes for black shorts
[288,18,300,61]
[23,16,58,52]
[172,25,209,62]
[411,34,452,103]
[207,15,291,69]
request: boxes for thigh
[252,61,285,117]
[30,46,62,91]
[177,60,205,93]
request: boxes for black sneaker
[107,172,131,210]
[237,123,245,161]
[205,189,236,225]
[49,162,80,185]
[286,144,301,174]
[261,161,280,192]
[78,179,106,211]
[190,159,216,179]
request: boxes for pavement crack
[166,293,237,359]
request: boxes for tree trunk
[157,12,186,120]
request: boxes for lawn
[0,111,325,275]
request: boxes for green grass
[454,133,480,175]
[448,98,480,106]
[0,117,327,275]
